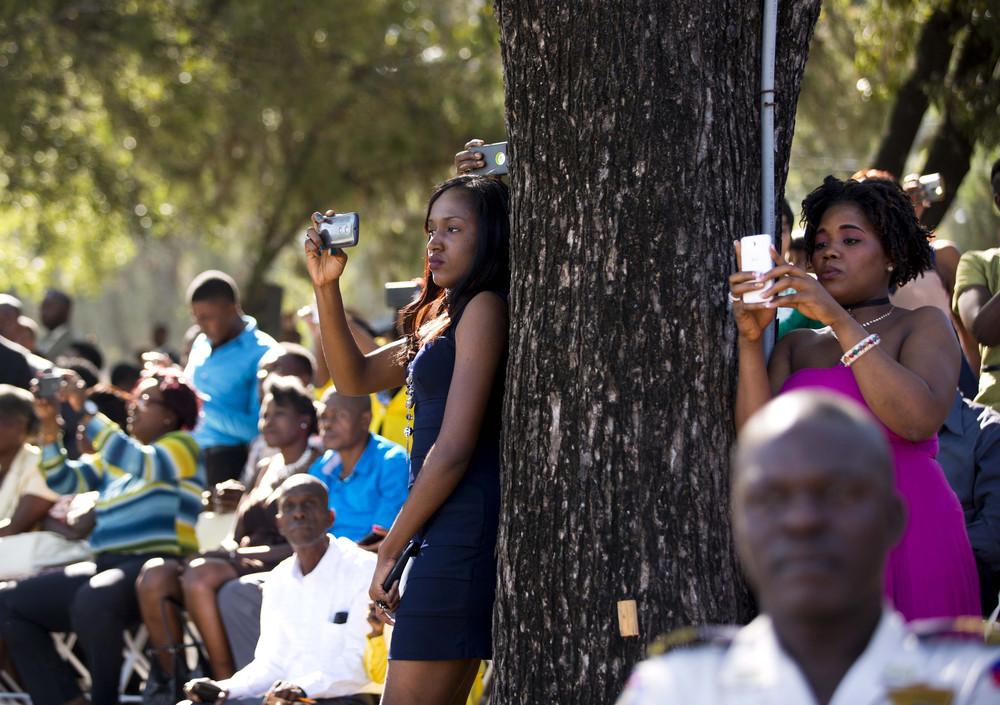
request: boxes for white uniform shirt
[218,536,376,700]
[617,609,1000,705]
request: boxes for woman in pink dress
[728,175,979,620]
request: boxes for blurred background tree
[0,0,504,359]
[787,0,999,244]
[0,0,997,365]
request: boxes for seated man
[618,391,1000,705]
[217,390,409,670]
[937,390,1000,615]
[308,389,409,542]
[185,475,377,705]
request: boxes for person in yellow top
[363,603,485,705]
[953,157,1000,412]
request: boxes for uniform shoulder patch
[647,625,740,657]
[909,616,999,644]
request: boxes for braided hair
[801,175,933,289]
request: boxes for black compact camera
[317,212,360,250]
[36,372,62,399]
[190,680,224,702]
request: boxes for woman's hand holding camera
[31,369,86,444]
[304,210,349,288]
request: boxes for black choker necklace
[846,296,890,311]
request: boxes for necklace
[403,360,414,456]
[846,296,890,312]
[855,306,895,328]
[281,447,315,477]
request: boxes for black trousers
[0,552,165,705]
[202,443,250,487]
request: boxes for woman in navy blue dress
[304,175,509,705]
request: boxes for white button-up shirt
[219,536,376,700]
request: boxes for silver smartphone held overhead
[740,234,774,304]
[469,141,508,176]
[317,212,360,250]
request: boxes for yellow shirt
[954,247,1000,410]
[364,627,485,704]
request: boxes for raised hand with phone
[729,234,853,344]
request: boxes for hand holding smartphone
[469,142,508,176]
[739,234,775,304]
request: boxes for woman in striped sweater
[0,368,204,705]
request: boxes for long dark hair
[399,175,510,361]
[801,175,933,289]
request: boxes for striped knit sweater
[41,413,204,556]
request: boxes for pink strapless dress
[781,366,980,620]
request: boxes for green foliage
[788,0,999,250]
[786,0,886,202]
[0,0,505,313]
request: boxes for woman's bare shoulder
[456,292,509,331]
[894,304,953,334]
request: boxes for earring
[886,265,894,272]
[300,423,308,429]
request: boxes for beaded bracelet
[841,333,880,367]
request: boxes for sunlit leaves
[0,0,504,311]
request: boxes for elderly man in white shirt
[618,391,1000,705]
[185,474,377,705]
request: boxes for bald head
[320,388,371,415]
[731,391,904,622]
[734,391,893,493]
[0,294,21,338]
[274,474,334,552]
[277,473,328,505]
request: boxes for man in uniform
[617,391,1000,704]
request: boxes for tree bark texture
[493,2,821,703]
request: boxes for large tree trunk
[493,2,821,703]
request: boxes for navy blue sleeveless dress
[389,301,505,661]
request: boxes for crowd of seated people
[0,269,413,705]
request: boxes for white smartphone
[740,234,775,304]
